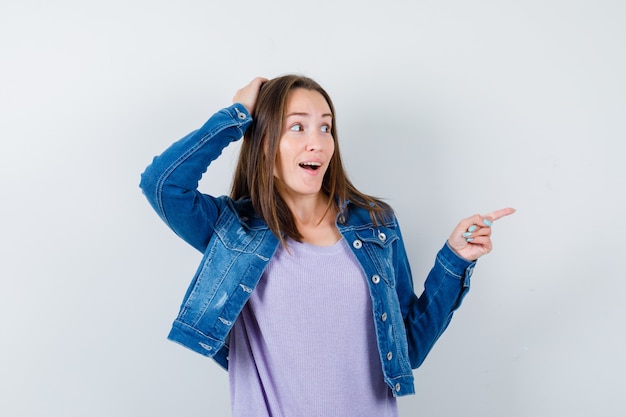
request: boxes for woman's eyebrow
[285,112,333,118]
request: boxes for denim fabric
[140,104,475,397]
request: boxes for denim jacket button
[235,108,246,120]
[381,312,388,322]
[371,274,381,284]
[378,232,386,242]
[352,239,362,249]
[386,351,393,361]
[395,383,401,392]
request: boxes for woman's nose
[306,131,323,151]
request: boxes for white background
[1,0,624,416]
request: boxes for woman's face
[273,88,335,201]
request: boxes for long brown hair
[230,75,391,244]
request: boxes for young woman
[140,75,514,416]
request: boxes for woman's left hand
[447,207,516,261]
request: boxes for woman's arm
[139,104,252,252]
[397,238,474,368]
[398,208,515,367]
[139,77,267,252]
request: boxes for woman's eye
[290,124,303,132]
[321,125,331,133]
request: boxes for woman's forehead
[284,88,332,117]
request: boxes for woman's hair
[230,74,391,244]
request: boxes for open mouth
[299,162,322,171]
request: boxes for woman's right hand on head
[233,77,268,115]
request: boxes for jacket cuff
[229,103,252,122]
[438,242,476,288]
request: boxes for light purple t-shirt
[229,238,398,417]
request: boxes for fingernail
[466,238,474,243]
[483,218,493,227]
[463,232,472,238]
[468,225,478,232]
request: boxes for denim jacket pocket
[214,213,265,254]
[354,226,399,288]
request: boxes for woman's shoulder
[342,200,398,228]
[228,197,269,230]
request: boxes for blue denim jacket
[140,104,475,397]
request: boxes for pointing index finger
[485,207,516,222]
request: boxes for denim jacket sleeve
[396,228,475,368]
[139,104,252,252]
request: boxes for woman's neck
[283,193,342,246]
